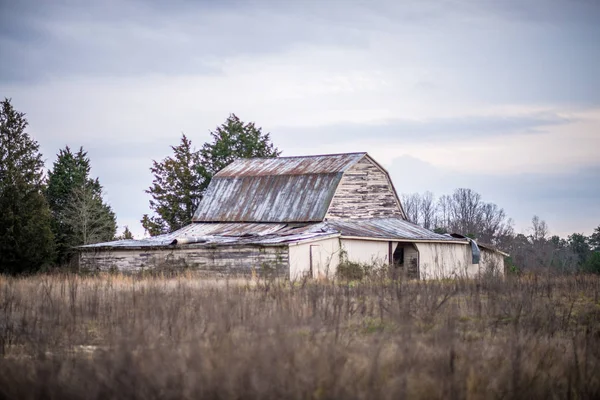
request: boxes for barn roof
[80,218,465,250]
[323,218,462,242]
[192,152,367,223]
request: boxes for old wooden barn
[79,152,506,279]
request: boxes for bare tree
[530,215,549,244]
[420,191,435,230]
[61,186,116,246]
[448,188,482,238]
[435,194,452,233]
[401,193,421,225]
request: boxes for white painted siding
[414,242,474,279]
[480,248,506,277]
[326,156,403,220]
[288,237,341,279]
[80,245,289,276]
[340,239,389,266]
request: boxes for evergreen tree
[59,185,117,246]
[47,146,116,261]
[115,226,134,240]
[589,225,600,252]
[568,233,590,266]
[141,134,205,236]
[199,114,281,188]
[141,116,280,236]
[0,98,55,273]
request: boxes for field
[1,272,599,399]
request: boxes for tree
[60,186,117,246]
[589,225,600,252]
[420,191,436,230]
[401,188,512,245]
[115,226,134,240]
[47,146,116,261]
[568,233,590,266]
[401,193,421,225]
[141,134,206,236]
[199,114,281,188]
[141,115,280,236]
[0,98,55,273]
[47,146,113,262]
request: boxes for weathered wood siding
[326,156,403,219]
[79,245,289,276]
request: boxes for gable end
[324,154,406,220]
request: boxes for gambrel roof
[193,152,369,223]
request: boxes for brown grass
[1,272,599,399]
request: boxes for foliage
[198,113,281,188]
[568,233,591,266]
[59,186,117,246]
[402,188,513,245]
[141,134,206,236]
[142,116,280,236]
[0,274,599,398]
[0,98,55,273]
[583,251,600,274]
[115,226,134,240]
[589,225,600,251]
[47,146,115,261]
[337,260,368,281]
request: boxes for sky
[1,0,599,238]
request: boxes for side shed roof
[193,153,366,223]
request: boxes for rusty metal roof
[216,152,366,177]
[323,218,466,242]
[80,222,338,250]
[81,218,465,250]
[193,153,366,223]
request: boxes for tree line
[401,190,600,273]
[0,98,279,274]
[1,97,598,274]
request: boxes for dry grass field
[1,272,599,399]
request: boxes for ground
[1,272,599,399]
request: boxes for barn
[79,152,507,279]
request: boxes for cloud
[2,0,599,106]
[1,0,599,237]
[387,155,600,236]
[275,111,573,144]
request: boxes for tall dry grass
[1,272,599,399]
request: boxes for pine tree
[0,98,55,273]
[141,117,280,236]
[141,134,206,236]
[199,114,281,188]
[47,146,116,261]
[59,185,117,246]
[115,226,134,240]
[590,225,600,252]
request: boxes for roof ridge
[231,152,367,161]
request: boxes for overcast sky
[1,0,599,238]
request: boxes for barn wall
[414,242,475,279]
[326,156,403,219]
[340,239,389,266]
[289,237,341,279]
[480,248,506,277]
[79,245,289,276]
